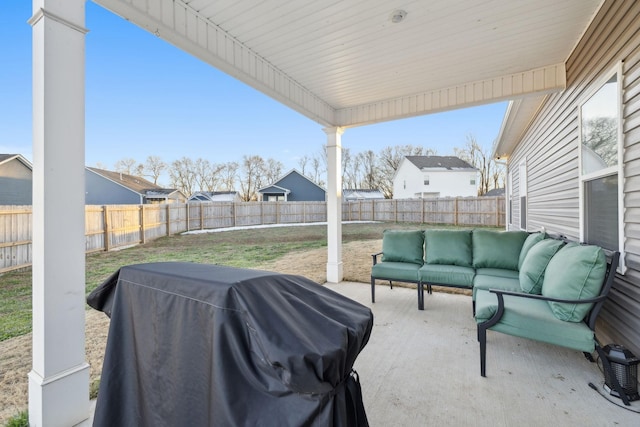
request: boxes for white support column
[324,127,344,283]
[29,1,90,426]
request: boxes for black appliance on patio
[87,262,373,427]
[602,344,640,403]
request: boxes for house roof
[87,167,181,197]
[405,156,477,171]
[0,154,33,169]
[189,191,239,200]
[258,169,326,193]
[483,188,506,197]
[95,0,602,129]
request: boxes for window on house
[579,68,623,270]
[519,161,527,230]
[424,176,429,186]
[403,180,406,189]
[470,177,476,185]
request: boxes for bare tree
[220,162,239,191]
[169,157,197,196]
[358,150,378,189]
[454,134,504,195]
[114,158,139,175]
[264,158,284,184]
[193,158,224,192]
[298,155,309,177]
[239,155,266,201]
[142,155,167,185]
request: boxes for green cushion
[474,290,595,352]
[419,264,475,288]
[372,262,421,282]
[472,274,520,300]
[518,232,546,270]
[474,268,519,279]
[381,229,424,265]
[472,230,529,270]
[541,244,607,322]
[424,229,472,267]
[519,239,565,294]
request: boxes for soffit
[94,0,603,127]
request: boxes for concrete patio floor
[325,282,640,427]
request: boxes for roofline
[0,154,33,170]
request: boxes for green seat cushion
[518,232,546,270]
[475,268,519,279]
[519,239,565,294]
[419,264,474,288]
[474,290,595,352]
[541,244,607,322]
[372,262,421,282]
[424,229,472,267]
[381,229,424,265]
[472,274,520,300]
[472,229,529,270]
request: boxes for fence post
[103,205,110,251]
[495,197,500,227]
[166,204,171,236]
[200,203,204,230]
[454,198,459,226]
[139,205,145,244]
[421,198,425,223]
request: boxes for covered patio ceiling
[95,0,603,128]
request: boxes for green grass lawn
[0,222,481,342]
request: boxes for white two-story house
[393,156,478,199]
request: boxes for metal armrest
[371,252,383,265]
[488,289,607,305]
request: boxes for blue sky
[1,1,507,186]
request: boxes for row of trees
[104,135,504,201]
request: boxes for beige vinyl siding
[508,0,640,354]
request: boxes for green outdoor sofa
[370,228,622,396]
[370,228,535,311]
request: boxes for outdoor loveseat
[370,228,622,392]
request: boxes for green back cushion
[381,229,425,265]
[519,239,565,294]
[472,230,529,270]
[424,229,472,267]
[518,232,546,270]
[541,244,607,322]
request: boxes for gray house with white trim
[258,169,326,202]
[0,154,33,205]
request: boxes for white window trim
[578,61,626,273]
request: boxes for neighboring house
[393,156,478,199]
[493,1,640,356]
[0,154,32,205]
[86,167,186,204]
[343,189,385,201]
[482,188,505,197]
[258,169,326,202]
[188,191,241,203]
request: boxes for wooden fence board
[0,197,504,272]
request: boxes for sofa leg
[478,325,487,377]
[389,280,393,289]
[370,277,375,303]
[418,283,424,310]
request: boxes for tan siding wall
[508,0,640,354]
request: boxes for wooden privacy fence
[1,196,504,273]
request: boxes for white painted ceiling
[95,0,603,129]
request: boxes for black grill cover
[87,262,373,427]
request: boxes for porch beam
[336,63,566,127]
[29,1,90,425]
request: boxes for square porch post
[29,1,90,425]
[324,127,344,283]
